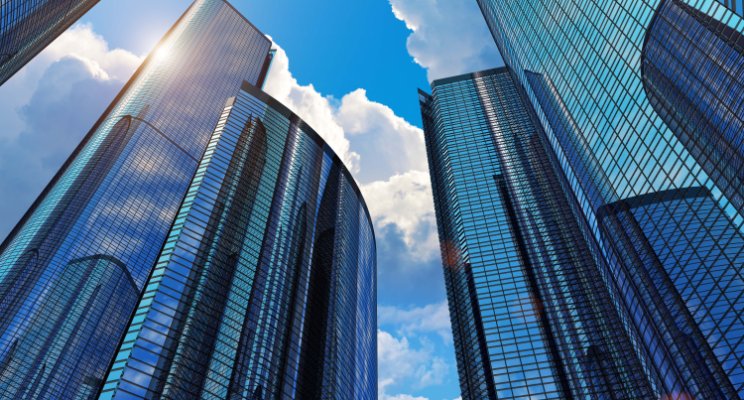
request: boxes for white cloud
[264,42,425,180]
[1,24,141,142]
[379,301,452,342]
[389,0,502,81]
[335,89,427,182]
[264,43,439,261]
[383,394,429,400]
[361,170,438,261]
[40,23,142,81]
[378,330,449,399]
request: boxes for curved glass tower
[0,0,99,85]
[0,1,272,397]
[99,82,377,400]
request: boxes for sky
[0,1,502,399]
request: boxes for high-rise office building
[0,0,272,397]
[421,0,744,398]
[421,68,655,399]
[0,0,99,85]
[99,82,376,400]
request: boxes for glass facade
[0,255,138,399]
[0,0,99,85]
[598,187,744,397]
[718,0,744,15]
[0,1,272,397]
[99,82,376,400]
[441,0,744,398]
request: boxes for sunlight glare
[152,44,173,64]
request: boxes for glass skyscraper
[0,0,99,85]
[422,68,654,399]
[99,81,376,400]
[0,0,274,397]
[421,0,744,398]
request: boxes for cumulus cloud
[40,23,142,81]
[361,170,438,261]
[383,394,429,400]
[335,89,427,182]
[264,43,427,180]
[0,24,141,238]
[379,301,452,342]
[378,330,449,399]
[0,24,140,142]
[264,43,439,261]
[389,0,502,81]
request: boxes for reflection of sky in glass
[484,69,655,398]
[478,0,744,221]
[715,0,744,16]
[102,83,376,399]
[640,4,744,392]
[629,191,744,394]
[0,1,271,397]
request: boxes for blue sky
[0,1,501,399]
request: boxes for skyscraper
[99,81,377,400]
[421,0,744,397]
[0,0,99,85]
[0,0,272,397]
[421,68,655,399]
